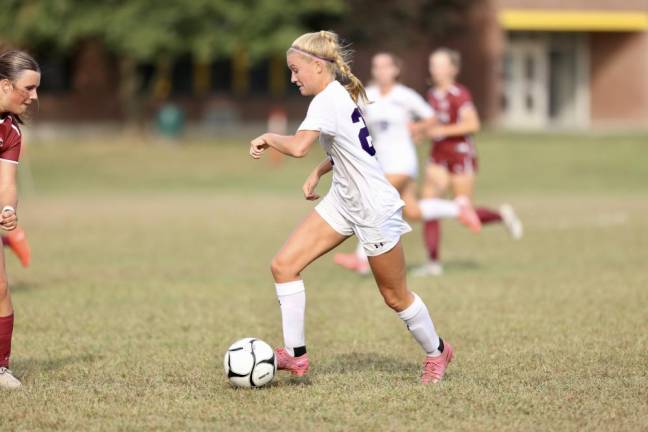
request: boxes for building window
[171,57,193,95]
[250,59,270,95]
[211,58,232,94]
[38,57,72,93]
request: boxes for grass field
[3,131,647,431]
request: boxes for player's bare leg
[368,241,453,383]
[421,163,450,200]
[386,174,410,194]
[444,173,481,231]
[272,210,347,283]
[413,163,449,277]
[335,173,409,275]
[0,249,19,389]
[271,210,348,376]
[449,172,474,200]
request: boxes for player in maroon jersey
[412,48,522,277]
[0,50,40,389]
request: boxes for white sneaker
[500,204,523,240]
[411,261,444,277]
[0,367,21,389]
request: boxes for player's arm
[0,160,18,231]
[250,130,320,159]
[302,158,332,201]
[428,105,480,139]
[407,90,438,142]
[409,116,437,143]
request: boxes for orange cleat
[2,226,31,268]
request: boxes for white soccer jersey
[298,80,403,226]
[365,84,433,177]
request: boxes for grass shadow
[8,275,80,293]
[316,352,416,376]
[406,259,481,274]
[13,353,102,375]
[276,375,313,387]
[7,280,40,294]
[443,259,481,272]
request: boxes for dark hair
[0,50,40,124]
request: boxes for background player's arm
[407,90,437,143]
[0,160,18,230]
[409,116,437,143]
[303,158,332,201]
[428,105,480,139]
[250,130,320,159]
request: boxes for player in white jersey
[367,55,432,179]
[334,52,481,275]
[249,31,453,384]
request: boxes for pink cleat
[421,341,454,384]
[333,252,370,275]
[275,348,310,377]
[456,197,481,233]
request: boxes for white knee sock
[275,280,306,356]
[397,293,442,357]
[418,198,459,221]
[355,241,368,263]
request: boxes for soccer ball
[224,338,277,388]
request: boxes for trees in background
[0,0,476,124]
[0,0,346,123]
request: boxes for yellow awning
[499,9,648,31]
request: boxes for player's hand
[0,206,17,231]
[408,122,425,142]
[428,126,446,140]
[249,134,270,159]
[302,173,321,201]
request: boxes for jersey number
[351,108,375,156]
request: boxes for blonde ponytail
[289,30,368,104]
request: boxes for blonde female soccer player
[333,52,480,275]
[0,50,40,389]
[249,31,453,384]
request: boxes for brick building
[492,0,648,128]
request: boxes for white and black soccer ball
[224,338,276,388]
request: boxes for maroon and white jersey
[426,83,476,156]
[0,115,21,164]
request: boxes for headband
[289,46,335,64]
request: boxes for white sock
[397,293,442,357]
[275,280,306,357]
[355,241,368,263]
[418,198,459,221]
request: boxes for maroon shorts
[430,143,478,175]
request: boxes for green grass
[4,131,648,431]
